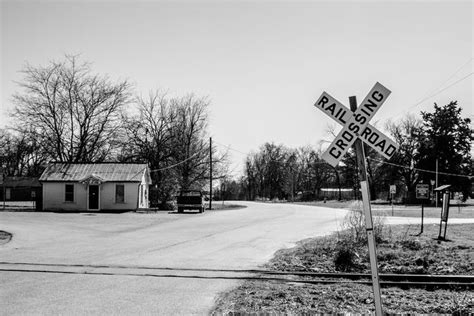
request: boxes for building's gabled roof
[39,163,149,182]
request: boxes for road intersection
[1,203,473,314]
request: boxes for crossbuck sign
[315,82,399,167]
[314,82,399,315]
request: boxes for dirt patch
[212,223,474,314]
[0,230,12,245]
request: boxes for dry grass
[213,281,473,315]
[212,223,474,314]
[267,223,473,275]
[295,199,474,219]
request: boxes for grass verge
[212,223,473,314]
[294,199,474,218]
[209,203,247,211]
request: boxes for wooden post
[421,201,424,234]
[1,170,5,210]
[2,180,5,210]
[349,96,383,315]
[209,137,213,210]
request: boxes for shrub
[334,246,356,272]
[340,203,386,246]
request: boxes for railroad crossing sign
[314,82,399,167]
[313,83,399,316]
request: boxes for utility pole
[350,96,383,316]
[209,137,213,210]
[435,158,438,208]
[1,170,5,210]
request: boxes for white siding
[43,182,87,211]
[43,182,140,211]
[100,182,139,210]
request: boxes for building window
[116,184,124,203]
[65,184,74,202]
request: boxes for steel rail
[0,262,472,289]
[0,267,472,290]
[0,261,472,281]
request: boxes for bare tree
[0,129,45,177]
[120,91,178,207]
[385,114,422,200]
[120,91,227,207]
[12,55,130,162]
[295,146,334,200]
[170,94,226,190]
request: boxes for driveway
[0,202,348,315]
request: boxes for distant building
[39,163,151,212]
[0,177,41,201]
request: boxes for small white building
[39,163,151,212]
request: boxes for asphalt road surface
[2,202,473,315]
[1,202,349,315]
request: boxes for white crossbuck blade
[314,82,399,167]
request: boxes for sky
[1,0,473,178]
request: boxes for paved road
[0,202,348,315]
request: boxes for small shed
[39,163,151,212]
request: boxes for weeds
[333,246,356,272]
[340,203,386,245]
[333,204,387,272]
[218,224,474,314]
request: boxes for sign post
[390,185,396,216]
[438,192,450,240]
[1,169,4,210]
[314,83,397,316]
[415,183,429,235]
[349,96,383,316]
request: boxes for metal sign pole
[391,193,394,216]
[209,137,213,210]
[349,96,383,315]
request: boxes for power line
[406,72,473,112]
[149,151,202,173]
[418,57,473,105]
[367,157,473,179]
[212,140,248,156]
[211,140,248,178]
[392,57,473,119]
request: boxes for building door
[88,185,99,210]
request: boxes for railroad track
[0,261,472,290]
[257,270,474,289]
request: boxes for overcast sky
[1,0,472,176]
